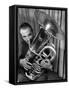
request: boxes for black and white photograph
[0,0,69,89]
[9,5,67,85]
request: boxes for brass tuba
[25,23,57,80]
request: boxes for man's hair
[19,22,33,33]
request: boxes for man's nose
[26,36,31,40]
[26,37,30,41]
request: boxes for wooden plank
[52,10,55,20]
[34,9,40,34]
[59,40,65,77]
[54,10,58,23]
[61,11,65,79]
[53,38,58,72]
[61,11,65,33]
[18,8,24,58]
[49,10,53,17]
[63,53,65,79]
[56,10,61,75]
[52,10,59,72]
[59,11,65,78]
[45,9,50,15]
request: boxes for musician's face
[20,28,33,44]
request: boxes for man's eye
[28,33,32,36]
[22,36,26,38]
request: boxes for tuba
[24,22,57,80]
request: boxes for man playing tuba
[18,11,64,82]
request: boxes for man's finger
[25,64,32,69]
[24,67,28,70]
[27,62,32,66]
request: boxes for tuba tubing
[39,45,56,62]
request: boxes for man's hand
[20,58,32,70]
